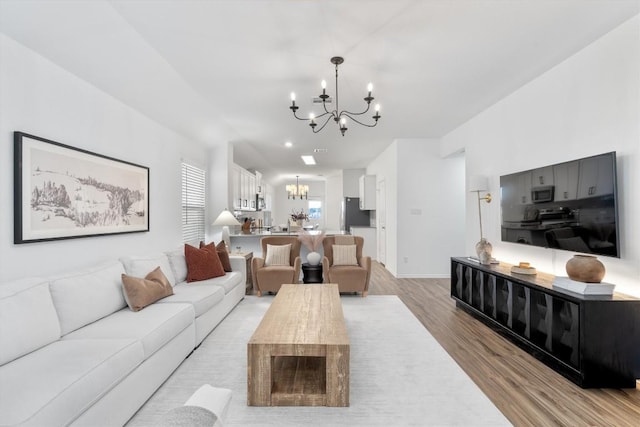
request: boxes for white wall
[205,142,233,244]
[272,179,326,229]
[368,139,465,278]
[0,34,207,281]
[396,139,465,278]
[441,15,640,296]
[324,172,343,231]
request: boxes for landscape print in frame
[14,132,149,244]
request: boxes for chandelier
[286,176,308,200]
[289,56,381,136]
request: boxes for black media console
[450,257,640,388]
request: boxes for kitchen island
[230,230,343,258]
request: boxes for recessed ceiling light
[301,155,316,165]
[284,141,293,148]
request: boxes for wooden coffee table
[247,283,350,407]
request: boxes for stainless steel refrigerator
[342,197,370,232]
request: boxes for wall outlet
[403,257,408,263]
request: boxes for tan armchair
[322,235,371,296]
[251,236,302,296]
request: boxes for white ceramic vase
[306,251,321,266]
[475,238,492,265]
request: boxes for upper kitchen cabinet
[359,175,376,210]
[516,171,532,205]
[531,166,553,187]
[577,155,614,198]
[232,163,257,211]
[231,165,242,210]
[553,160,580,202]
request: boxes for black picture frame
[14,131,150,244]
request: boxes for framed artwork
[14,132,149,244]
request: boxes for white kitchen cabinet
[358,175,376,210]
[516,171,532,205]
[553,160,580,202]
[578,155,614,198]
[350,226,377,260]
[231,165,242,210]
[232,163,257,211]
[531,166,553,187]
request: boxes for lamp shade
[468,175,489,192]
[212,209,241,226]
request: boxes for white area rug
[127,296,510,426]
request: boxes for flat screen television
[500,152,619,258]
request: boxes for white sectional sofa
[0,248,245,427]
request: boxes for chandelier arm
[340,103,372,117]
[321,100,335,116]
[312,114,337,133]
[292,109,332,121]
[341,112,379,128]
[289,56,381,135]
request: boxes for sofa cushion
[62,303,194,359]
[122,267,174,312]
[0,278,61,365]
[200,271,243,295]
[158,283,225,317]
[49,262,127,336]
[121,253,177,287]
[166,248,189,283]
[0,338,143,427]
[184,244,225,282]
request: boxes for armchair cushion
[332,244,358,265]
[264,244,291,266]
[252,237,302,294]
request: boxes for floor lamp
[468,175,492,264]
[212,209,241,250]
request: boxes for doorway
[377,178,386,266]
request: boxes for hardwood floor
[366,261,640,426]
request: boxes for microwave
[531,185,554,203]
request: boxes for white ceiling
[1,0,638,184]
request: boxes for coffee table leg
[326,344,350,407]
[247,344,272,406]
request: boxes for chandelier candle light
[286,175,308,200]
[468,175,492,265]
[289,56,381,136]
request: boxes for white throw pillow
[333,244,358,266]
[50,262,127,336]
[264,244,291,266]
[120,253,177,286]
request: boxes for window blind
[181,163,206,243]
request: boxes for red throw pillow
[200,241,232,272]
[184,244,225,282]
